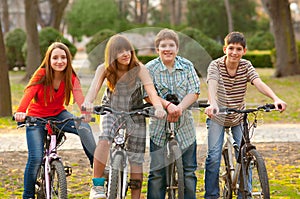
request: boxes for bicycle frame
[219,104,276,199]
[43,121,67,199]
[18,116,81,199]
[92,104,155,199]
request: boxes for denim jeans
[204,118,243,199]
[147,139,197,199]
[22,110,96,199]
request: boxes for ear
[243,47,247,55]
[155,48,159,54]
[223,46,227,54]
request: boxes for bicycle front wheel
[36,164,46,199]
[50,160,67,199]
[108,153,126,199]
[220,148,233,199]
[166,144,184,199]
[239,149,270,199]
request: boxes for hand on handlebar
[81,101,94,113]
[166,103,182,122]
[205,104,219,118]
[154,105,167,119]
[274,100,287,112]
[14,112,26,122]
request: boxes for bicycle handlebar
[16,116,85,128]
[91,103,156,118]
[218,103,279,114]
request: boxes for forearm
[84,65,105,103]
[253,79,280,101]
[207,79,218,105]
[178,93,199,111]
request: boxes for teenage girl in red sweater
[14,42,96,199]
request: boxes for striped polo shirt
[207,55,259,127]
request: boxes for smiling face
[116,49,131,67]
[156,39,179,67]
[223,43,247,66]
[50,48,68,72]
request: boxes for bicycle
[164,96,210,199]
[217,104,280,199]
[91,103,156,199]
[17,116,85,199]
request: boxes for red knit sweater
[16,68,84,117]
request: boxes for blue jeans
[204,118,243,199]
[147,139,197,199]
[22,110,96,199]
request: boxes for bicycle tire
[108,153,125,199]
[239,149,270,199]
[36,164,46,199]
[220,148,233,199]
[50,160,68,199]
[166,144,184,199]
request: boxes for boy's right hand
[205,104,219,118]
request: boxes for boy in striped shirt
[204,31,286,198]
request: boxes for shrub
[86,29,116,70]
[39,27,77,58]
[247,31,275,50]
[5,28,26,70]
[180,27,223,59]
[138,55,157,65]
[244,51,273,68]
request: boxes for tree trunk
[0,20,12,117]
[37,0,69,31]
[1,0,10,35]
[23,0,41,82]
[224,0,233,32]
[261,0,300,77]
[49,0,69,30]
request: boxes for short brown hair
[155,28,179,49]
[224,31,246,48]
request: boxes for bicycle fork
[224,128,241,194]
[45,134,57,199]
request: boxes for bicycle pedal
[64,166,72,176]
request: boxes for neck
[54,71,64,80]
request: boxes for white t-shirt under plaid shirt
[146,56,200,150]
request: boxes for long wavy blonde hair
[104,34,140,92]
[26,42,76,105]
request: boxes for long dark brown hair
[26,42,76,105]
[104,34,140,92]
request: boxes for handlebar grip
[81,106,86,111]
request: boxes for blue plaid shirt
[146,56,200,150]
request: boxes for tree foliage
[187,0,257,41]
[66,0,120,40]
[5,28,26,70]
